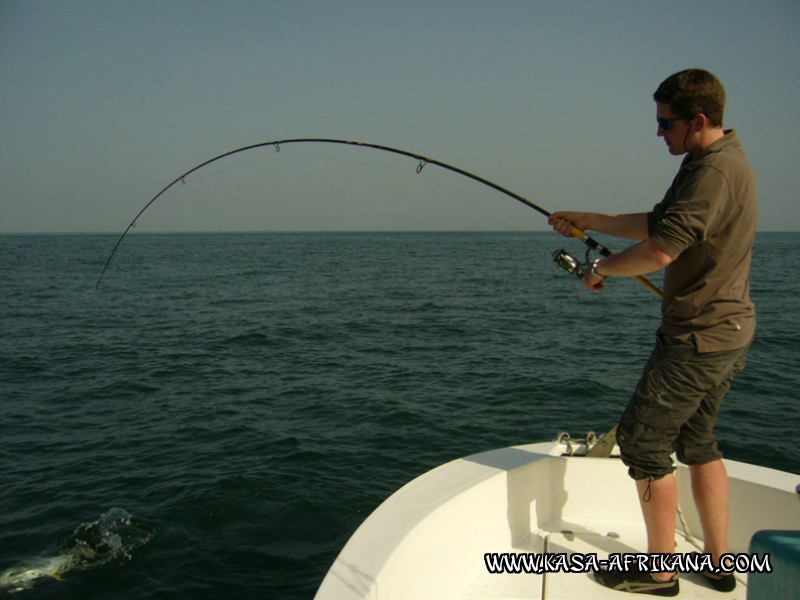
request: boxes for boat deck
[315,440,799,599]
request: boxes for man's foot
[688,552,737,592]
[594,566,679,596]
[699,570,736,592]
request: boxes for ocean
[1,231,798,599]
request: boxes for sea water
[1,232,798,598]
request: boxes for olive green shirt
[648,130,757,352]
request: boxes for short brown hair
[653,69,725,127]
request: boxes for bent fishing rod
[95,137,663,298]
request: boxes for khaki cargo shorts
[616,332,751,481]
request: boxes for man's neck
[690,127,726,156]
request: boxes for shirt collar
[683,129,737,165]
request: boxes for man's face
[656,102,693,156]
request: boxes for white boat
[314,432,800,599]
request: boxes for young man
[549,69,757,596]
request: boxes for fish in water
[0,553,74,593]
[0,508,156,594]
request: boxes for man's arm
[585,238,673,291]
[548,212,650,241]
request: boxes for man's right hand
[548,211,587,237]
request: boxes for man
[549,69,756,596]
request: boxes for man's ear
[692,113,709,132]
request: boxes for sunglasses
[656,116,685,131]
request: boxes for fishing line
[414,171,523,231]
[275,147,411,176]
[139,154,269,223]
[186,152,268,184]
[95,137,663,298]
[285,149,520,229]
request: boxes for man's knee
[617,414,677,480]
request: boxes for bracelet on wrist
[590,259,608,279]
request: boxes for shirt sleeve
[649,165,730,260]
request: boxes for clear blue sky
[2,0,798,233]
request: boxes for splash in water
[0,508,156,594]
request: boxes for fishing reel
[552,247,594,280]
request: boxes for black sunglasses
[657,116,685,131]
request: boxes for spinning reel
[552,247,597,280]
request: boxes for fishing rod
[95,137,663,298]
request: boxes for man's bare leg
[689,460,729,565]
[636,474,677,581]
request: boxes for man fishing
[549,68,757,596]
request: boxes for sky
[1,0,799,234]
